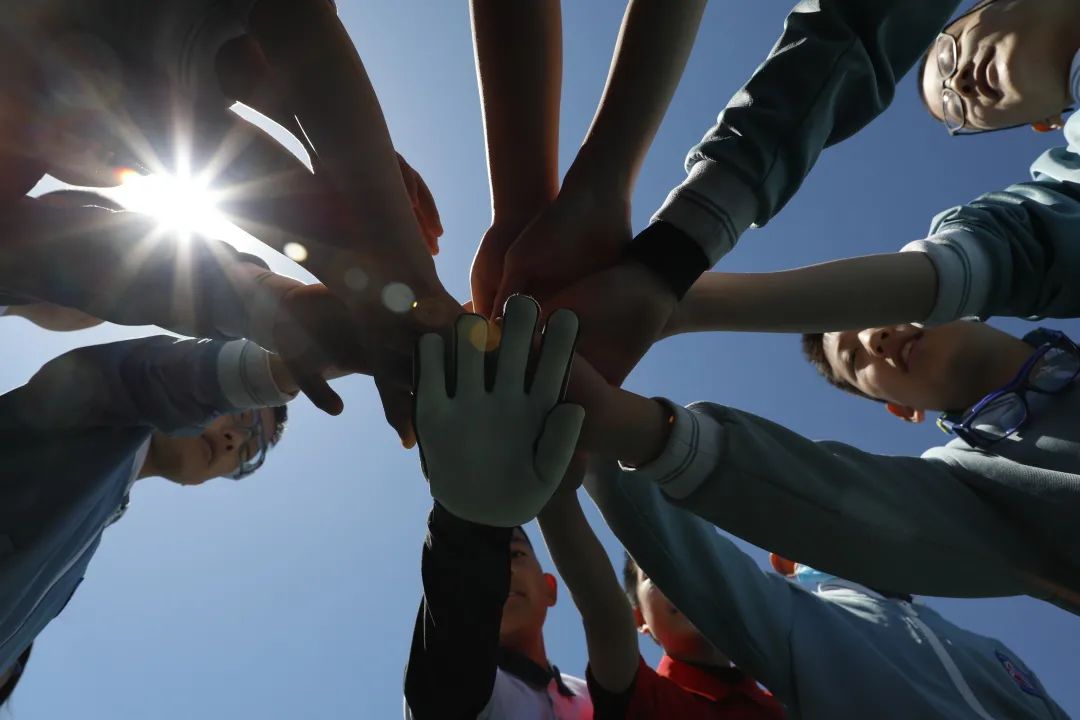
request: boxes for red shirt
[588,655,785,720]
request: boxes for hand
[271,284,412,417]
[490,193,630,316]
[414,296,585,527]
[397,153,443,255]
[470,217,537,318]
[545,260,677,385]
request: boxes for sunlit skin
[822,321,1035,422]
[139,407,277,486]
[499,529,558,669]
[630,565,730,667]
[920,0,1080,132]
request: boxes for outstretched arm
[489,0,708,313]
[537,486,639,694]
[468,0,563,316]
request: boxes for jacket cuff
[624,221,709,300]
[619,400,724,500]
[652,160,759,265]
[901,229,991,324]
[217,340,297,408]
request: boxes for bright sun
[110,169,228,239]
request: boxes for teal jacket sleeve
[905,123,1080,323]
[651,0,959,265]
[584,463,798,703]
[0,336,288,435]
[626,402,1069,606]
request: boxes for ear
[632,606,647,633]
[542,573,558,607]
[886,403,925,423]
[1032,114,1065,133]
[769,554,797,577]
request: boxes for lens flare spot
[382,282,416,314]
[344,267,369,292]
[283,242,308,263]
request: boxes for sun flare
[111,169,228,238]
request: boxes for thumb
[533,403,586,485]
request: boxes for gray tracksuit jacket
[653,0,1080,326]
[585,466,1071,720]
[0,336,290,675]
[604,328,1080,616]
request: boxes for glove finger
[493,295,540,393]
[533,403,586,486]
[454,313,488,396]
[415,333,447,419]
[531,308,580,408]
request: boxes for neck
[670,645,731,670]
[969,334,1044,408]
[502,630,548,670]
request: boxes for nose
[219,427,252,453]
[858,327,895,360]
[951,61,978,99]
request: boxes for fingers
[414,172,443,239]
[533,403,586,485]
[415,333,448,419]
[453,313,488,396]
[531,308,580,408]
[376,374,417,449]
[294,370,344,416]
[493,295,540,393]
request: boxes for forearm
[249,0,438,289]
[0,202,299,347]
[537,489,639,693]
[564,0,706,199]
[404,504,511,719]
[470,0,562,223]
[663,252,937,337]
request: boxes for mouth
[201,436,214,466]
[899,333,922,373]
[975,48,1002,101]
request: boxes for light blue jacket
[585,465,1071,719]
[0,336,287,674]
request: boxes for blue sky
[5,1,1080,717]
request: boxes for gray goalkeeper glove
[414,295,584,527]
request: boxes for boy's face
[499,529,556,644]
[632,566,722,664]
[822,321,1006,413]
[149,408,275,486]
[920,0,1074,132]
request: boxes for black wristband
[624,221,709,300]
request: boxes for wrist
[562,141,634,203]
[267,353,299,395]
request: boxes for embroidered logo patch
[995,650,1042,698]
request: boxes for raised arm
[537,487,639,695]
[403,505,512,720]
[468,0,563,316]
[648,0,960,277]
[489,0,708,313]
[0,336,294,434]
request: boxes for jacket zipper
[900,602,997,720]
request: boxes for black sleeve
[403,503,512,720]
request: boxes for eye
[510,551,526,559]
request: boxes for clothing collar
[497,648,576,697]
[657,655,776,707]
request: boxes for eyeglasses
[225,409,268,480]
[937,330,1080,448]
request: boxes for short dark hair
[622,552,641,609]
[0,644,33,707]
[269,405,288,447]
[800,333,881,403]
